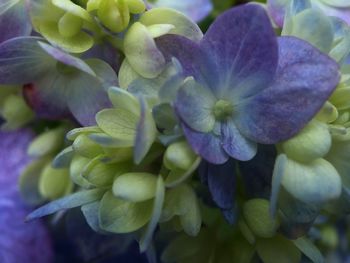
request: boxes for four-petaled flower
[157,4,340,164]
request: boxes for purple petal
[0,1,32,43]
[206,159,236,210]
[156,35,215,86]
[221,119,257,161]
[67,59,116,126]
[0,36,53,85]
[0,130,53,263]
[236,36,340,144]
[201,4,278,98]
[38,42,96,76]
[23,72,72,120]
[175,77,216,133]
[182,124,228,164]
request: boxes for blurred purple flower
[0,129,53,263]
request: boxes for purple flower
[0,129,53,263]
[156,4,340,164]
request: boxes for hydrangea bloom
[158,4,339,164]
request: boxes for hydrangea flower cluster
[1,0,350,262]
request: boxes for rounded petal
[182,124,228,164]
[221,119,257,161]
[236,36,340,144]
[175,77,216,133]
[201,4,278,98]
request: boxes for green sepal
[134,97,157,164]
[73,134,104,158]
[39,21,94,53]
[164,140,197,171]
[82,156,124,187]
[281,158,342,204]
[1,94,34,130]
[243,199,280,239]
[107,86,139,115]
[88,133,134,148]
[99,190,153,233]
[315,101,338,123]
[124,22,165,78]
[256,235,301,263]
[165,157,201,188]
[281,120,331,163]
[161,184,201,236]
[27,188,106,221]
[113,172,158,202]
[70,155,94,188]
[139,8,203,42]
[52,146,75,168]
[97,0,130,33]
[96,108,138,141]
[140,176,165,252]
[66,126,102,140]
[81,201,102,232]
[126,0,145,14]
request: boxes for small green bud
[243,199,279,238]
[164,140,197,171]
[98,0,130,32]
[27,127,66,157]
[1,94,34,130]
[39,164,72,200]
[113,172,158,202]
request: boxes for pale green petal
[113,173,158,202]
[99,191,153,233]
[95,108,138,141]
[139,8,203,42]
[124,22,165,78]
[282,158,342,204]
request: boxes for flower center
[213,99,233,121]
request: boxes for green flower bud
[27,127,66,158]
[113,172,158,202]
[98,0,130,32]
[1,94,34,130]
[164,140,197,171]
[39,164,73,200]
